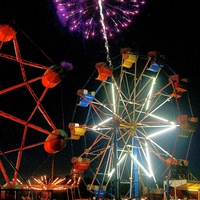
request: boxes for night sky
[0,0,200,188]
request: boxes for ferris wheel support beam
[133,139,140,199]
[114,123,120,200]
[0,159,11,188]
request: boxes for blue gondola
[77,89,95,107]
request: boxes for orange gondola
[95,62,113,82]
[44,129,68,154]
[42,65,64,88]
[0,24,16,42]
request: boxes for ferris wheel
[0,22,198,200]
[68,48,198,199]
[0,23,69,194]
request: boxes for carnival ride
[0,23,76,199]
[0,22,199,200]
[68,50,198,199]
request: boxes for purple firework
[53,0,145,39]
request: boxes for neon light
[146,77,156,110]
[117,153,127,166]
[145,143,153,176]
[92,117,113,130]
[147,124,176,138]
[148,113,169,122]
[130,154,152,177]
[112,84,116,113]
[108,168,115,177]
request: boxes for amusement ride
[0,20,199,200]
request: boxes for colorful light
[53,0,145,39]
[29,175,66,190]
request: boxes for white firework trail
[98,0,112,66]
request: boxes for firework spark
[54,0,145,39]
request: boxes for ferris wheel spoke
[69,49,197,199]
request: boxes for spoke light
[117,153,127,165]
[92,117,113,130]
[145,142,153,176]
[130,154,152,177]
[149,113,169,122]
[147,123,176,138]
[145,143,159,187]
[146,77,156,110]
[149,138,173,158]
[112,84,116,113]
[107,154,127,178]
[108,168,115,177]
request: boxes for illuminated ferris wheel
[68,48,198,199]
[0,22,198,200]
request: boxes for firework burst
[54,0,145,39]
